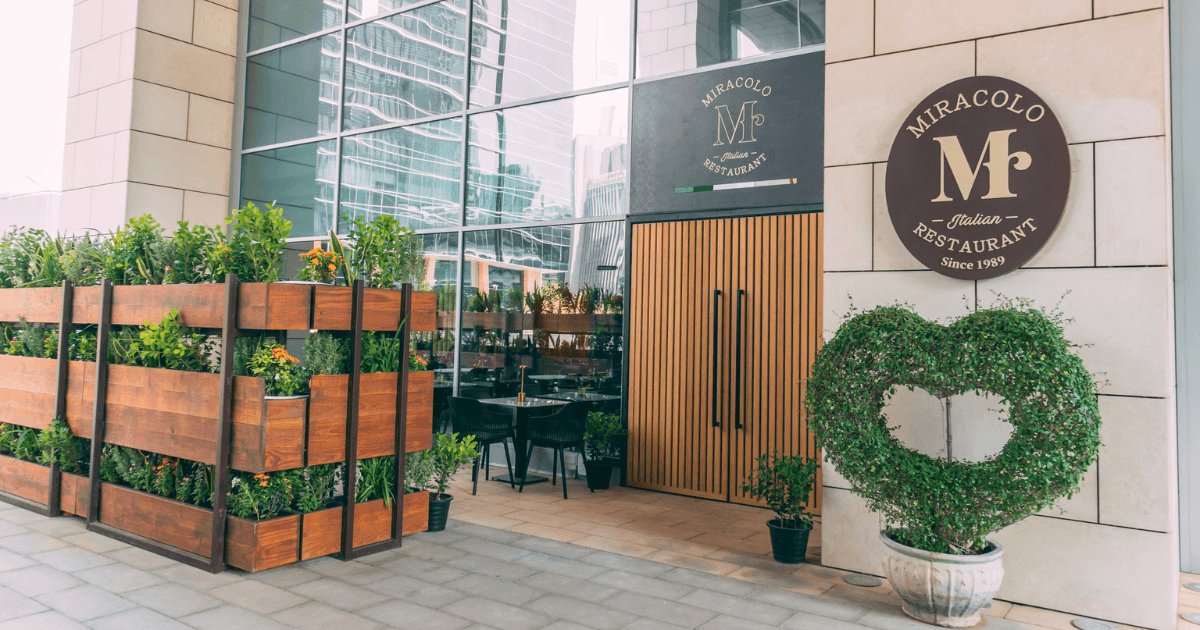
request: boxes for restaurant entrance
[626,212,824,510]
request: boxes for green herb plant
[228,470,299,521]
[429,433,479,498]
[741,451,819,530]
[583,412,626,463]
[213,202,292,283]
[304,332,349,376]
[37,417,88,474]
[100,215,169,285]
[295,464,341,512]
[165,222,224,284]
[98,445,214,508]
[331,215,424,289]
[248,342,308,396]
[110,309,214,372]
[356,456,397,506]
[3,319,56,358]
[405,450,434,493]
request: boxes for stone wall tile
[192,0,238,56]
[1098,395,1172,532]
[78,35,122,93]
[186,94,234,149]
[823,270,973,338]
[825,42,974,166]
[1094,0,1161,17]
[824,164,873,271]
[131,80,189,139]
[818,488,887,577]
[58,189,93,236]
[992,517,1176,629]
[95,80,134,136]
[72,133,117,188]
[137,0,196,43]
[1095,136,1169,266]
[183,190,230,226]
[133,30,236,102]
[64,92,99,145]
[976,11,1166,143]
[825,0,873,62]
[875,0,1090,54]
[71,0,103,51]
[978,267,1170,397]
[68,50,82,97]
[118,28,136,81]
[1025,144,1095,268]
[127,182,184,223]
[89,182,129,229]
[128,131,231,196]
[111,130,131,182]
[871,162,923,271]
[100,0,137,40]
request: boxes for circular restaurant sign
[885,76,1070,280]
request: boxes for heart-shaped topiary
[806,305,1101,555]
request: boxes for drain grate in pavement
[842,574,883,588]
[1071,619,1117,630]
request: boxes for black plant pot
[428,493,453,532]
[583,460,614,491]
[766,519,812,564]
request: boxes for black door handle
[735,289,744,430]
[711,289,721,428]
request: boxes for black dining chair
[520,403,584,499]
[448,397,516,494]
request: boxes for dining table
[477,396,569,486]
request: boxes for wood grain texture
[103,365,223,464]
[0,355,58,430]
[313,287,413,332]
[237,283,313,330]
[0,455,52,504]
[98,483,212,558]
[353,499,392,548]
[628,214,823,514]
[300,505,342,561]
[0,288,64,324]
[410,291,437,332]
[79,284,228,328]
[225,514,300,572]
[306,372,433,465]
[300,492,428,561]
[65,361,95,438]
[59,473,89,516]
[228,377,305,473]
[402,490,429,536]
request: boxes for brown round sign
[885,76,1070,280]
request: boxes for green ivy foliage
[806,304,1101,555]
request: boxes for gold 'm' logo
[931,129,1032,202]
[713,101,764,146]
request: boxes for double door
[627,213,823,510]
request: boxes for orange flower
[327,263,337,272]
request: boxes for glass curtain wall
[238,0,824,400]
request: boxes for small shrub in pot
[741,451,819,564]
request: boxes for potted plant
[426,432,478,532]
[295,247,342,284]
[741,451,818,564]
[807,304,1101,627]
[582,412,625,491]
[248,342,309,399]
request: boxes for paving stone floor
[0,496,1120,630]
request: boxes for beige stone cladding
[821,3,1174,629]
[61,0,239,234]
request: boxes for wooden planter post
[85,279,112,524]
[340,279,365,558]
[209,274,239,572]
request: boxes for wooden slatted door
[628,213,823,512]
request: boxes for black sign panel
[630,53,824,216]
[885,76,1070,280]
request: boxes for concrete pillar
[61,0,240,234]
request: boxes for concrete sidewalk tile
[447,553,539,581]
[0,509,48,524]
[525,593,639,630]
[377,556,469,583]
[178,604,294,630]
[35,585,136,621]
[820,585,904,615]
[748,586,868,621]
[152,563,244,591]
[443,572,545,606]
[289,577,390,611]
[303,557,394,584]
[397,540,470,562]
[517,571,621,603]
[451,538,534,562]
[514,550,607,580]
[0,532,71,555]
[248,566,322,589]
[102,547,176,571]
[604,591,719,629]
[359,599,472,630]
[620,620,690,630]
[74,564,164,594]
[442,596,553,630]
[643,551,741,577]
[365,574,468,608]
[540,622,594,630]
[782,611,872,630]
[856,609,940,630]
[725,566,831,595]
[578,551,673,577]
[31,547,114,573]
[695,614,781,630]
[0,610,87,629]
[591,569,696,600]
[85,607,191,630]
[123,582,221,617]
[511,532,592,556]
[59,533,128,554]
[0,565,83,597]
[0,520,30,538]
[0,584,49,621]
[0,547,38,572]
[269,601,383,630]
[658,568,761,597]
[574,535,658,558]
[209,579,307,614]
[449,522,527,543]
[26,518,87,538]
[678,589,793,625]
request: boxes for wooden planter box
[300,491,430,561]
[0,355,58,431]
[461,312,536,332]
[59,472,90,517]
[0,455,52,505]
[306,371,433,465]
[98,483,212,558]
[73,283,312,330]
[226,512,301,573]
[0,287,66,324]
[102,365,305,473]
[312,288,438,332]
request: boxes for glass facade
[238,0,824,398]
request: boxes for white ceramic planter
[880,531,1004,627]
